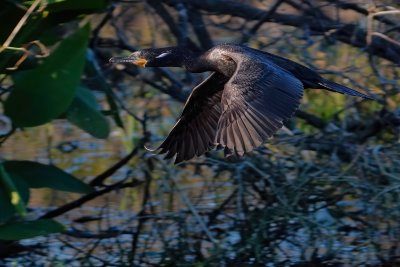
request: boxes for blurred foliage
[0,0,400,266]
[0,0,109,241]
[0,219,65,240]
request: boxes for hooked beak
[109,54,147,67]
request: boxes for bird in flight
[110,44,372,163]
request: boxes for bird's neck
[183,53,214,73]
[184,51,236,78]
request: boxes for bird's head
[110,47,195,68]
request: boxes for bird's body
[110,44,372,163]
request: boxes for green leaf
[46,0,108,13]
[4,161,93,194]
[0,166,30,224]
[66,87,110,139]
[0,1,25,44]
[0,186,17,224]
[0,164,27,217]
[4,24,90,127]
[0,219,65,240]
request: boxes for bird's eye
[155,52,170,59]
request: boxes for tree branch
[40,180,143,219]
[160,0,400,64]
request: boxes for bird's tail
[318,80,374,100]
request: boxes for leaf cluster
[0,0,112,241]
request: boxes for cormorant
[110,44,372,163]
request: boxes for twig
[90,142,143,186]
[160,160,218,244]
[367,10,400,46]
[243,161,289,207]
[0,0,42,53]
[146,0,199,50]
[90,4,116,48]
[372,145,400,181]
[130,168,152,262]
[207,189,238,226]
[176,1,189,46]
[327,0,398,26]
[241,0,285,43]
[188,8,213,49]
[40,180,143,219]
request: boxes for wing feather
[153,72,227,163]
[215,57,304,155]
[153,46,304,162]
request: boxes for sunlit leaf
[4,161,93,194]
[4,24,90,127]
[0,165,29,224]
[0,219,65,240]
[66,87,110,139]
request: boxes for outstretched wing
[248,46,373,99]
[215,59,304,156]
[155,72,228,163]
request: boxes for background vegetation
[0,0,399,266]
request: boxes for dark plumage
[110,44,373,163]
